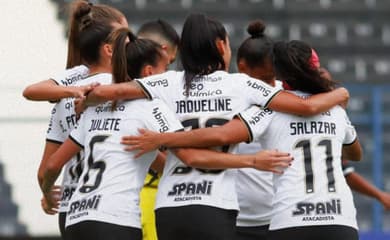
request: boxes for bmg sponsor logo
[248,108,273,126]
[246,80,272,96]
[146,78,168,87]
[152,107,169,132]
[60,74,84,86]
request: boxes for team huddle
[23,0,369,240]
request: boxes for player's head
[272,40,337,94]
[67,0,128,68]
[180,13,230,91]
[111,27,170,83]
[237,20,275,84]
[137,19,180,64]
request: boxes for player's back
[255,92,357,230]
[66,98,182,229]
[140,70,279,211]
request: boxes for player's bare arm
[172,148,292,174]
[342,139,362,161]
[40,139,81,210]
[122,118,248,157]
[85,81,146,106]
[23,79,96,102]
[268,87,349,116]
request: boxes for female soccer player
[28,1,128,238]
[40,27,293,240]
[83,13,349,240]
[137,18,180,64]
[22,0,128,102]
[234,20,278,240]
[122,40,362,240]
[135,19,180,240]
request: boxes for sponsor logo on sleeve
[146,78,168,87]
[246,80,272,97]
[152,107,169,132]
[248,108,273,126]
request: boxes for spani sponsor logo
[168,180,213,197]
[292,199,342,216]
[68,194,101,215]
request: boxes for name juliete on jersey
[292,199,342,222]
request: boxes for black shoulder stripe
[69,135,84,149]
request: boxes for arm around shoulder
[268,87,349,116]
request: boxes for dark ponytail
[237,20,273,70]
[180,13,227,93]
[111,28,137,84]
[67,0,92,68]
[112,28,165,80]
[272,40,337,94]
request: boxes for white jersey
[46,71,111,212]
[50,65,89,86]
[235,80,283,227]
[235,142,273,227]
[135,70,281,211]
[238,91,358,230]
[66,98,183,228]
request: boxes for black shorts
[155,205,238,240]
[267,225,358,240]
[65,220,142,240]
[235,224,269,240]
[58,212,66,239]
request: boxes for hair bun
[247,20,266,38]
[73,1,92,22]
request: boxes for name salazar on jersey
[167,180,213,202]
[292,199,342,222]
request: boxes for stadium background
[0,0,389,239]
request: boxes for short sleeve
[135,71,176,100]
[50,65,89,86]
[342,162,355,176]
[69,113,86,149]
[236,106,274,143]
[343,112,357,145]
[144,99,183,133]
[238,75,282,108]
[46,104,67,144]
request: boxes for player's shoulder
[51,64,89,86]
[224,71,249,80]
[75,72,112,86]
[125,98,168,110]
[328,104,348,119]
